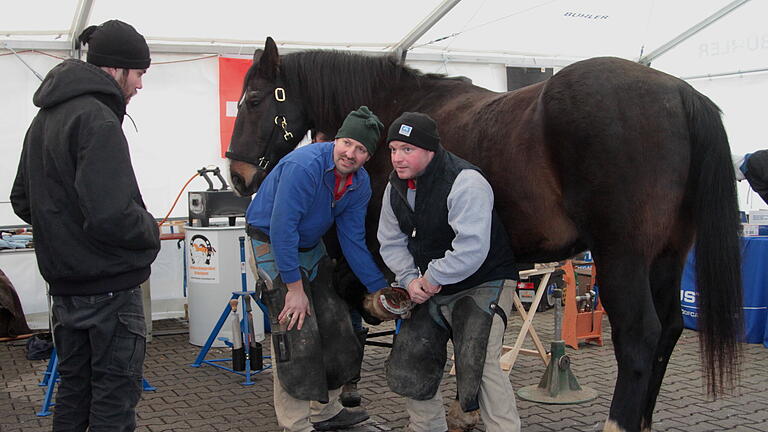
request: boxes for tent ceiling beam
[638,0,751,66]
[682,66,768,81]
[390,0,463,62]
[2,38,584,68]
[1,40,70,52]
[70,0,94,58]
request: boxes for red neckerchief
[334,171,354,201]
[407,179,417,190]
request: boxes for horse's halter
[225,79,296,172]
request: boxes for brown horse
[227,37,743,432]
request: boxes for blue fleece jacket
[246,141,386,292]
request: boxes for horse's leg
[597,254,660,432]
[639,249,686,431]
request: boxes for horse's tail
[682,85,743,397]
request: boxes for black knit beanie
[386,112,440,152]
[335,106,384,155]
[78,20,151,69]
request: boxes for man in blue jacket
[246,106,388,432]
[10,20,159,431]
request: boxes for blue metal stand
[36,348,59,417]
[37,349,156,417]
[190,236,271,385]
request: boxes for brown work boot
[340,382,361,407]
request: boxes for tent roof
[1,0,765,76]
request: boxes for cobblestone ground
[2,308,767,431]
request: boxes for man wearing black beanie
[376,112,521,431]
[78,19,151,104]
[11,19,159,432]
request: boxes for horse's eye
[248,91,263,106]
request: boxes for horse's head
[226,37,310,196]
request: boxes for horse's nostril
[229,174,246,194]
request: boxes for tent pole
[391,0,463,63]
[70,0,94,59]
[638,0,751,66]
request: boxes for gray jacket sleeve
[377,183,421,289]
[424,169,493,286]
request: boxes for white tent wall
[647,1,768,212]
[1,51,224,226]
[686,74,768,211]
[123,53,222,220]
[0,51,63,225]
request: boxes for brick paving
[2,308,767,431]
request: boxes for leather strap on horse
[225,77,296,172]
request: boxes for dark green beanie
[335,106,384,155]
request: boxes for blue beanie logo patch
[399,124,413,137]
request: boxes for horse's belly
[499,203,582,263]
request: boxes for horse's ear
[252,49,264,63]
[258,36,280,81]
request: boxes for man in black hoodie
[10,20,160,431]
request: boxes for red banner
[218,57,253,158]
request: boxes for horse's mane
[280,50,460,131]
[280,51,404,129]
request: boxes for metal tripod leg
[189,237,271,385]
[517,283,598,404]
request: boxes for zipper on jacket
[326,167,359,209]
[393,183,417,239]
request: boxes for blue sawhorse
[37,348,155,417]
[190,236,271,385]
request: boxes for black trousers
[51,286,146,432]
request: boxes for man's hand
[407,277,436,304]
[279,280,311,331]
[421,276,442,295]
